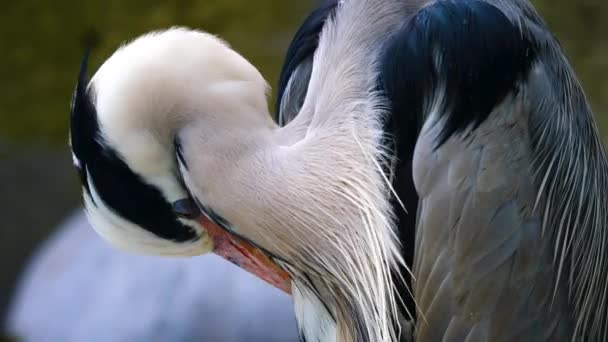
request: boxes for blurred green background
[0,0,606,331]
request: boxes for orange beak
[197,215,292,294]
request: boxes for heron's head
[69,28,271,257]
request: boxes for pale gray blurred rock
[6,211,299,342]
[0,143,81,318]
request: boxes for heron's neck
[183,109,402,342]
[179,1,412,338]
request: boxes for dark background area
[0,0,606,335]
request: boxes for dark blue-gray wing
[380,1,574,340]
[275,0,337,125]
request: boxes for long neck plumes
[179,90,405,342]
[180,1,415,341]
[271,1,411,341]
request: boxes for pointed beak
[201,217,292,294]
[172,199,292,294]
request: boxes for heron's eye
[172,198,200,219]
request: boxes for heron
[69,0,608,341]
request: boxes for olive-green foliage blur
[1,0,313,144]
[534,0,608,129]
[0,1,606,145]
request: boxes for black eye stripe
[69,52,198,242]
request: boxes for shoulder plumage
[380,0,536,147]
[275,1,338,125]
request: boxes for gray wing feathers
[412,101,572,341]
[278,58,313,126]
